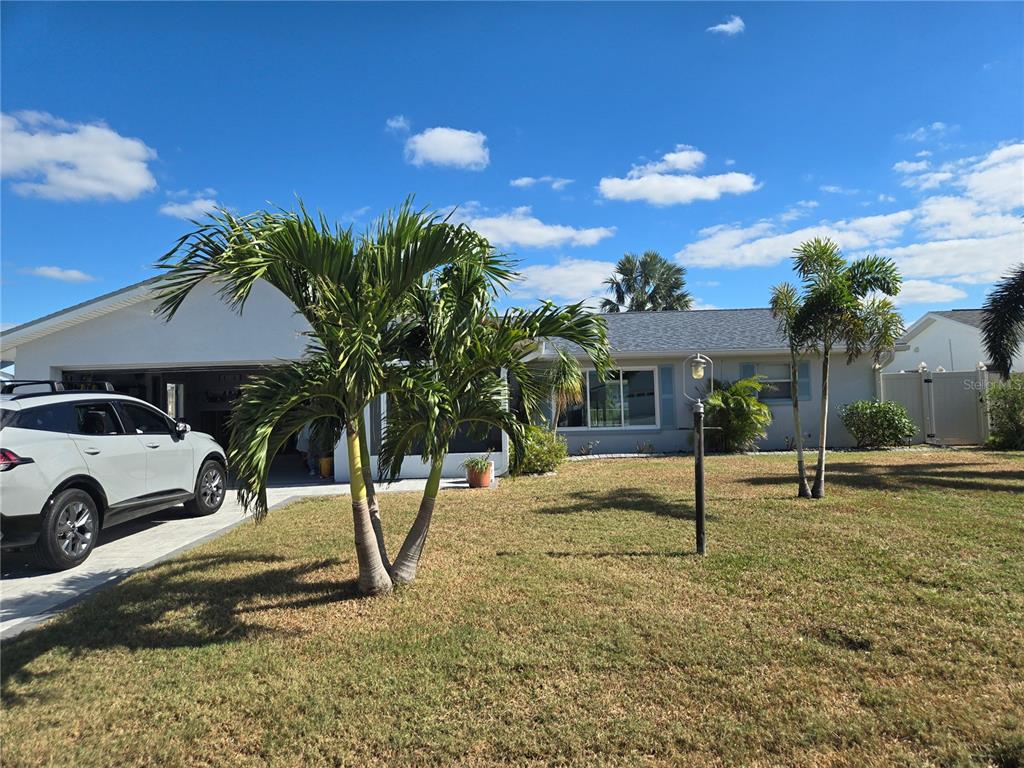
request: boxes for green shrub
[987,374,1024,450]
[839,400,916,448]
[510,425,568,475]
[704,377,773,453]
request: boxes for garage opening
[61,366,319,486]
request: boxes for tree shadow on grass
[741,461,1023,495]
[533,487,717,522]
[1,552,359,703]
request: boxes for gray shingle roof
[551,309,788,355]
[932,309,985,329]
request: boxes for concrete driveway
[0,477,465,640]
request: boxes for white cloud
[159,194,219,220]
[21,266,97,282]
[706,15,745,35]
[820,184,860,195]
[724,158,736,166]
[674,140,1024,294]
[960,142,1024,210]
[628,145,706,177]
[598,144,759,206]
[893,279,968,305]
[1,111,157,201]
[385,115,410,133]
[404,126,489,170]
[878,193,896,203]
[902,121,954,142]
[459,205,615,248]
[511,257,617,303]
[599,172,760,206]
[916,150,932,158]
[677,211,914,269]
[779,199,819,222]
[510,176,574,191]
[893,159,930,173]
[901,171,954,191]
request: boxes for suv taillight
[0,449,33,471]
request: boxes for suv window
[73,403,125,436]
[7,403,74,433]
[120,403,174,435]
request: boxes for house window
[741,361,811,401]
[557,368,658,429]
[757,363,793,401]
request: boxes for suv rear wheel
[185,460,226,516]
[35,488,99,571]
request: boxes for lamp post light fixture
[683,353,713,555]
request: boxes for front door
[68,401,148,507]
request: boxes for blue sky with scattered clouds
[2,2,1022,328]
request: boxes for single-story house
[1,280,886,479]
[888,309,1019,374]
[534,309,884,455]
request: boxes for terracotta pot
[466,461,494,489]
[319,456,334,479]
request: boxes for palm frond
[982,263,1024,378]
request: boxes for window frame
[117,401,177,436]
[557,366,661,431]
[71,400,129,436]
[744,361,810,403]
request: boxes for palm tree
[769,283,812,498]
[790,238,903,499]
[981,264,1024,379]
[546,349,584,434]
[600,251,693,313]
[155,201,492,596]
[378,261,610,585]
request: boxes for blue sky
[2,2,1022,328]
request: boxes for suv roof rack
[0,380,117,398]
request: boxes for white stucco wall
[11,280,311,379]
[889,315,1024,373]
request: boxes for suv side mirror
[175,420,191,435]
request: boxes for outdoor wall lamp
[682,353,713,555]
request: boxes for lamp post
[683,353,712,555]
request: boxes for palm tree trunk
[790,350,811,498]
[812,350,830,499]
[390,457,444,585]
[345,420,393,595]
[551,401,559,435]
[358,416,390,570]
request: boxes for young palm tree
[790,238,903,499]
[546,348,584,434]
[600,251,693,313]
[378,260,610,585]
[981,263,1024,379]
[155,201,492,595]
[769,283,812,498]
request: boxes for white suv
[0,382,228,570]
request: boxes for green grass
[2,449,1023,767]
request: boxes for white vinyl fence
[879,366,991,446]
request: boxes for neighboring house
[0,278,508,482]
[536,309,883,455]
[888,309,1021,373]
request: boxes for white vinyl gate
[880,367,991,446]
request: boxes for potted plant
[462,453,494,489]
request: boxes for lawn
[2,449,1022,767]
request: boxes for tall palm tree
[546,348,584,434]
[791,238,903,499]
[769,282,811,498]
[600,251,693,313]
[378,260,610,585]
[155,201,493,595]
[981,263,1024,379]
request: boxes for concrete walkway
[0,477,465,640]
